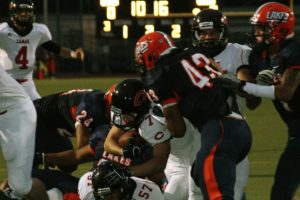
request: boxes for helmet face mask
[9,0,35,28]
[92,161,126,200]
[195,28,222,50]
[250,2,295,45]
[110,79,150,130]
[110,107,138,131]
[192,9,228,57]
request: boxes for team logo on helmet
[134,90,147,107]
[135,41,149,58]
[266,11,289,22]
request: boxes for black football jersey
[273,38,300,121]
[34,89,109,137]
[144,47,239,128]
[249,38,300,127]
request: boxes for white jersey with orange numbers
[0,22,52,80]
[0,64,28,110]
[138,105,171,146]
[78,172,164,200]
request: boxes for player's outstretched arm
[59,47,85,60]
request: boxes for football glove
[122,138,145,159]
[256,69,274,86]
[214,73,246,93]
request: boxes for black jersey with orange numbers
[144,47,239,128]
[34,89,109,137]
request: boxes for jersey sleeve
[144,65,177,106]
[35,23,52,45]
[138,114,171,146]
[240,45,252,66]
[75,92,107,132]
[75,102,94,130]
[279,39,300,70]
[78,172,94,200]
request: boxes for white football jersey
[0,22,52,79]
[214,43,252,115]
[0,64,28,110]
[78,172,164,200]
[138,106,171,146]
[214,43,251,74]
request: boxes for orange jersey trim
[160,98,178,106]
[290,65,300,70]
[70,106,77,121]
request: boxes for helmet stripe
[157,31,175,48]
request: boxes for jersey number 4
[15,46,29,69]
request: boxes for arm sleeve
[41,40,61,55]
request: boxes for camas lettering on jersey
[16,39,29,44]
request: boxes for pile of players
[0,0,299,200]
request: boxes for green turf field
[0,77,298,200]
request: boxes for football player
[217,2,300,199]
[135,31,252,200]
[0,0,84,100]
[30,125,111,200]
[78,160,164,200]
[190,8,260,200]
[104,79,171,187]
[0,64,48,199]
[33,88,110,170]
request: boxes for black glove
[256,69,274,85]
[122,139,145,159]
[214,73,246,93]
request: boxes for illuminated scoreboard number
[98,18,187,39]
[131,0,169,17]
[97,0,218,39]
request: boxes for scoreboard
[96,0,219,39]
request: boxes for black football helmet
[110,79,150,131]
[9,0,35,28]
[192,9,228,57]
[92,161,135,200]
